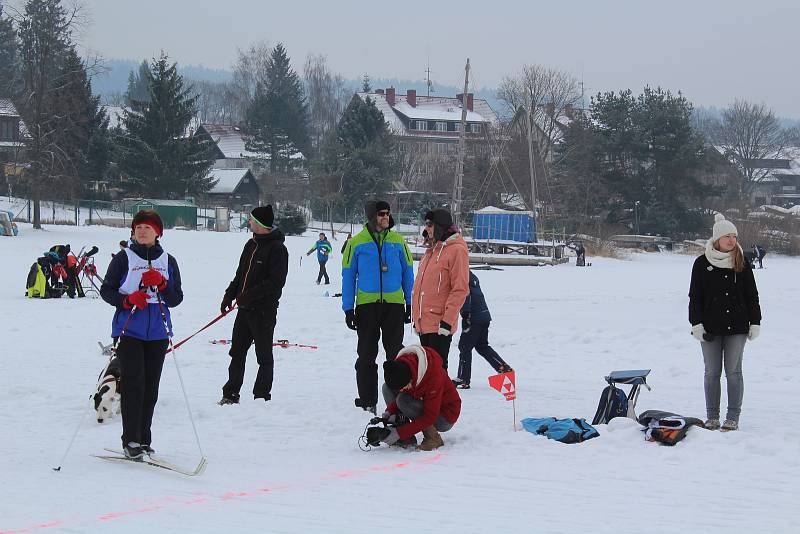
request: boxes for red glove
[141,268,166,290]
[124,290,150,310]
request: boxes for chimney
[456,93,474,112]
[545,103,555,116]
[375,88,384,95]
[407,89,416,107]
[386,87,396,106]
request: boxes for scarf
[704,239,741,269]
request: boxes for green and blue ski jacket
[341,224,414,311]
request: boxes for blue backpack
[591,385,629,425]
[521,417,600,444]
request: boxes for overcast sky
[50,0,800,117]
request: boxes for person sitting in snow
[376,344,462,451]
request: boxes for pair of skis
[209,339,318,350]
[94,448,206,476]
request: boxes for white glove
[748,324,760,341]
[691,324,707,342]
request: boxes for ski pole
[54,303,138,471]
[52,402,94,472]
[155,292,206,460]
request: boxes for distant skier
[306,232,333,285]
[453,271,512,389]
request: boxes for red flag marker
[488,371,516,401]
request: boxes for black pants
[355,302,405,406]
[419,332,453,369]
[317,261,330,284]
[457,322,510,383]
[223,308,277,400]
[117,336,168,447]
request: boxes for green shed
[130,199,197,229]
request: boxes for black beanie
[383,360,412,391]
[365,200,390,220]
[251,205,274,228]
[424,208,453,240]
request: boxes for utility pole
[425,59,434,97]
[523,89,538,218]
[452,58,470,227]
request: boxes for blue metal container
[472,208,536,242]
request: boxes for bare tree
[497,64,581,212]
[303,53,349,153]
[712,100,792,201]
[228,41,271,124]
[192,79,237,125]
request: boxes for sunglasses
[377,210,391,217]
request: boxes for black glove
[438,321,452,336]
[345,309,358,330]
[366,426,391,447]
[220,294,234,314]
[404,304,412,324]
[461,315,471,333]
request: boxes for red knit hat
[131,210,164,237]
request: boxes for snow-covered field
[2,223,798,533]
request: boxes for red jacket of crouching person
[385,345,462,441]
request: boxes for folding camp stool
[605,369,651,419]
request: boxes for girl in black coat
[688,214,761,432]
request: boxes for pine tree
[0,3,18,98]
[125,60,151,111]
[117,52,216,198]
[246,43,310,172]
[17,0,74,228]
[274,203,307,235]
[316,95,395,211]
[361,73,371,93]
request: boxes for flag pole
[512,398,517,431]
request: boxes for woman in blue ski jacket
[100,210,183,459]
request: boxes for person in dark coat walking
[689,214,761,432]
[341,232,352,254]
[453,271,512,389]
[100,210,183,459]
[219,206,289,404]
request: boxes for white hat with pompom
[712,213,738,242]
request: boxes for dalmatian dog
[93,346,122,423]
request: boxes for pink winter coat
[412,233,470,335]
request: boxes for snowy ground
[1,223,799,533]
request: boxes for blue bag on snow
[521,417,599,444]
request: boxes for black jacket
[225,229,289,311]
[688,254,761,335]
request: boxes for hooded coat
[385,345,462,441]
[411,232,470,334]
